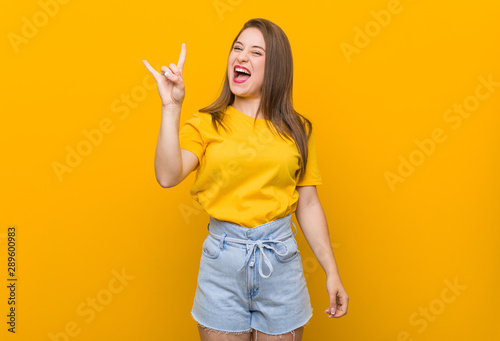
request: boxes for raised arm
[143,43,198,187]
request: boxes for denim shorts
[191,213,313,335]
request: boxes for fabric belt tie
[207,230,293,279]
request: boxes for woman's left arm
[295,185,349,318]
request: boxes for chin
[229,87,246,96]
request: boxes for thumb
[164,71,183,85]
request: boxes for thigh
[198,324,252,341]
[252,327,304,341]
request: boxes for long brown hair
[199,18,313,183]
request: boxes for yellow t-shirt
[179,105,322,228]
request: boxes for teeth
[235,67,251,75]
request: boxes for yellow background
[1,0,499,339]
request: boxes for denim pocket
[201,235,221,260]
[274,236,300,263]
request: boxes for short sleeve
[296,127,323,186]
[179,112,205,165]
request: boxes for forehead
[235,27,265,48]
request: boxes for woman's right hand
[142,43,186,109]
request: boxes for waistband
[206,214,297,279]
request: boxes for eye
[253,51,262,56]
[234,46,242,51]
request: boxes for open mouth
[233,65,251,83]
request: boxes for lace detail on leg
[197,322,253,335]
[192,312,253,335]
[253,327,303,340]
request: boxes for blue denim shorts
[191,213,313,335]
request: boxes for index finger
[177,43,186,72]
[142,60,160,79]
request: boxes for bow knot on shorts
[209,226,292,279]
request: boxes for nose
[237,49,249,63]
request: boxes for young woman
[143,18,348,341]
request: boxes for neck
[232,96,264,119]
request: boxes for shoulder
[183,111,212,127]
[186,110,212,120]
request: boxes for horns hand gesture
[142,43,186,108]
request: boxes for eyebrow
[235,41,266,51]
